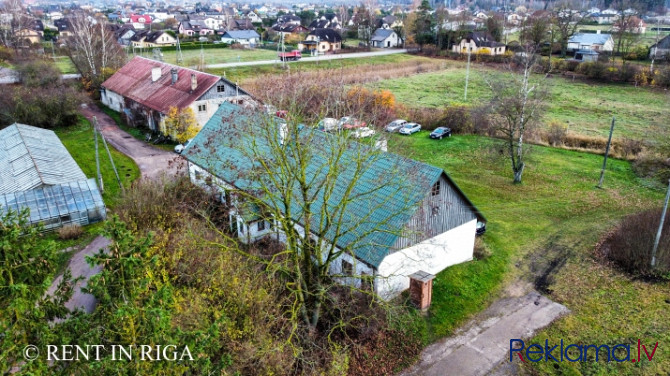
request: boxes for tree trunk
[513,162,525,183]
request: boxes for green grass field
[208,53,433,83]
[369,67,670,144]
[389,133,668,374]
[131,47,278,67]
[55,116,140,208]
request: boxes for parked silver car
[385,119,407,132]
[398,122,421,135]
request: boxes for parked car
[317,118,340,132]
[476,221,487,236]
[398,122,421,135]
[350,127,375,138]
[385,119,407,132]
[339,116,366,129]
[174,139,192,154]
[430,127,452,139]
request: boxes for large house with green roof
[182,102,485,300]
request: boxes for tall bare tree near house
[520,12,550,49]
[551,1,585,57]
[611,1,643,57]
[64,13,125,88]
[0,0,28,52]
[485,45,549,183]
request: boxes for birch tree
[64,13,125,88]
[0,0,28,52]
[485,46,548,183]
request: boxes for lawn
[54,116,140,208]
[208,53,435,83]
[369,67,670,145]
[130,47,278,67]
[52,56,77,74]
[387,133,667,375]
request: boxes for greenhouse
[0,178,106,231]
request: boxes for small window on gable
[198,104,207,112]
[341,259,353,275]
[217,85,225,93]
[258,220,266,231]
[432,180,441,196]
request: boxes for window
[431,180,441,196]
[432,206,440,216]
[258,220,266,231]
[198,104,207,112]
[341,259,353,275]
[216,85,225,93]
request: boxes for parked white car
[385,119,407,132]
[398,123,421,135]
[317,117,340,132]
[351,127,376,138]
[174,139,192,154]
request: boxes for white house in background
[221,30,260,46]
[100,56,254,138]
[650,34,670,59]
[181,102,486,300]
[567,32,614,52]
[452,31,506,55]
[371,28,401,48]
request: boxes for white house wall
[376,219,476,300]
[101,89,124,112]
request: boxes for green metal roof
[183,102,482,268]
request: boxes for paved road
[0,67,80,84]
[400,291,569,376]
[79,104,184,179]
[47,236,111,318]
[206,49,408,68]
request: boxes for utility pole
[99,128,124,193]
[651,179,670,267]
[93,116,103,193]
[597,117,615,188]
[464,47,471,100]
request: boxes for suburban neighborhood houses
[1,0,670,374]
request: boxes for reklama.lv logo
[510,339,659,363]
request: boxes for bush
[16,59,61,88]
[600,208,670,279]
[57,224,83,240]
[633,151,670,184]
[545,120,567,146]
[0,84,86,129]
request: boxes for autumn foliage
[164,106,199,143]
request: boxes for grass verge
[54,115,140,208]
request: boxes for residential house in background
[298,28,342,53]
[308,14,340,30]
[0,123,106,232]
[129,13,152,29]
[371,28,401,48]
[130,30,176,48]
[221,30,260,46]
[53,18,72,38]
[100,56,254,138]
[452,31,506,55]
[567,32,614,53]
[271,24,309,37]
[179,20,214,36]
[590,12,618,24]
[182,102,486,300]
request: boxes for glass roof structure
[0,178,106,231]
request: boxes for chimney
[171,68,178,85]
[408,271,436,313]
[190,73,197,92]
[151,67,161,82]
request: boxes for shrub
[57,224,83,240]
[0,84,86,129]
[16,60,61,88]
[441,105,473,134]
[600,208,670,279]
[473,237,491,260]
[545,120,567,146]
[633,151,670,184]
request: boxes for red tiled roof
[102,56,220,114]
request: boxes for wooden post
[464,48,471,101]
[93,116,103,193]
[651,179,670,267]
[597,117,615,188]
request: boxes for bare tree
[551,1,585,57]
[0,0,29,52]
[485,46,549,183]
[520,12,550,48]
[611,1,643,57]
[64,12,125,87]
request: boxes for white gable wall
[376,219,476,300]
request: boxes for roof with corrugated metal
[0,123,86,195]
[568,33,613,45]
[101,56,224,114]
[183,103,483,268]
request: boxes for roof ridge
[13,123,46,186]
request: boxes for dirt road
[79,104,184,180]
